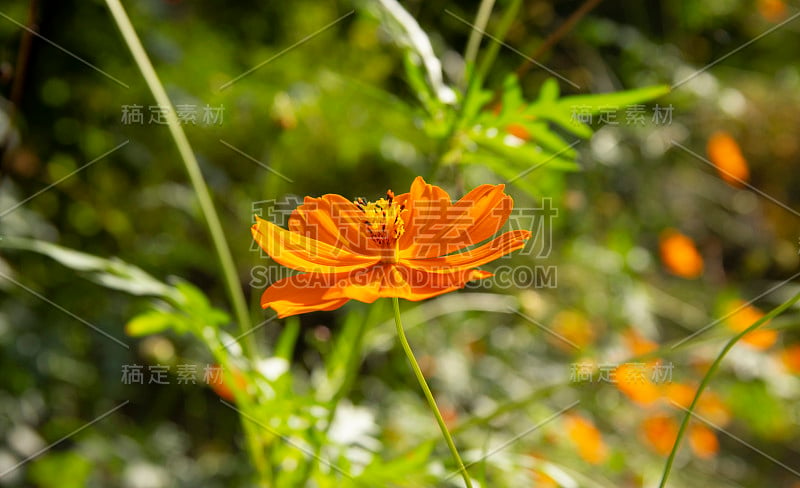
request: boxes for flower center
[355,190,405,254]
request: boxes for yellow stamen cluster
[355,190,405,248]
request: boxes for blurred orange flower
[663,382,695,408]
[639,382,728,459]
[615,363,661,406]
[688,423,719,459]
[780,344,800,374]
[663,383,731,426]
[563,414,609,464]
[623,328,659,356]
[706,131,750,187]
[642,414,679,456]
[550,310,596,352]
[722,299,778,350]
[208,364,248,402]
[758,0,788,22]
[528,453,559,488]
[642,413,721,458]
[506,123,531,141]
[251,177,531,317]
[659,229,704,279]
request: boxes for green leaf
[275,317,301,360]
[125,309,188,337]
[470,131,580,172]
[355,441,436,485]
[29,451,92,488]
[460,76,495,128]
[0,236,174,298]
[524,104,594,138]
[538,77,560,102]
[728,381,792,440]
[523,122,578,158]
[173,280,230,326]
[555,84,671,114]
[402,54,437,114]
[499,74,524,114]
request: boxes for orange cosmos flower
[707,131,750,187]
[780,344,800,374]
[641,413,720,458]
[251,177,531,317]
[663,383,731,426]
[641,414,678,456]
[615,362,662,406]
[208,364,248,402]
[623,327,659,356]
[758,0,787,22]
[549,310,596,352]
[688,424,719,459]
[659,229,704,279]
[722,299,778,350]
[563,413,609,464]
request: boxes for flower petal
[333,264,492,303]
[287,195,375,254]
[252,216,379,273]
[260,273,350,317]
[397,176,452,252]
[402,229,531,273]
[452,184,514,247]
[397,178,515,258]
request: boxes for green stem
[392,297,473,488]
[212,348,272,485]
[658,290,800,487]
[463,0,496,87]
[475,0,522,84]
[103,0,256,359]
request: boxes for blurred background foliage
[1,0,800,486]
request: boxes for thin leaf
[126,309,189,337]
[0,236,174,298]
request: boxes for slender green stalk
[104,2,266,483]
[463,0,496,85]
[475,0,522,84]
[658,291,800,487]
[392,297,473,488]
[211,348,272,485]
[103,0,256,358]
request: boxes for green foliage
[28,452,92,488]
[0,236,173,298]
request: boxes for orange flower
[615,362,662,406]
[780,344,800,374]
[663,383,731,426]
[659,229,704,279]
[506,123,531,141]
[623,328,659,356]
[251,177,531,317]
[688,423,719,459]
[723,299,777,350]
[549,310,595,352]
[563,414,608,464]
[208,364,248,402]
[528,453,559,487]
[642,414,678,456]
[663,382,695,409]
[642,413,720,459]
[758,0,787,22]
[706,131,749,187]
